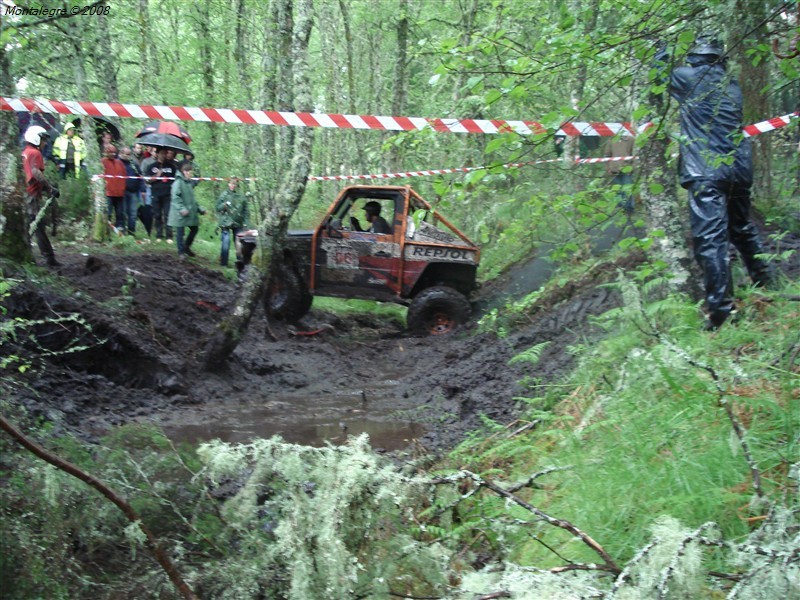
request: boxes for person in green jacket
[168,162,205,258]
[215,177,249,267]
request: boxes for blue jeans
[220,227,241,266]
[123,191,140,234]
[107,196,125,231]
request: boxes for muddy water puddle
[156,370,427,451]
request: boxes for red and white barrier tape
[90,157,633,184]
[308,156,635,182]
[743,112,798,137]
[3,96,639,137]
[10,96,791,139]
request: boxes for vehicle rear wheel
[407,286,471,336]
[264,264,312,323]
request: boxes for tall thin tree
[201,0,315,369]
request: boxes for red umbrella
[135,121,192,143]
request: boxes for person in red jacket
[102,143,127,233]
[22,125,60,266]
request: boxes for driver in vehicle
[350,201,391,234]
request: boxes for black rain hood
[656,47,753,188]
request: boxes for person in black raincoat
[655,36,774,329]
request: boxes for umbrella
[70,117,122,143]
[137,133,192,153]
[136,121,192,144]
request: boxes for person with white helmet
[22,125,60,266]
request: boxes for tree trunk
[733,0,772,197]
[94,5,119,101]
[257,0,280,191]
[388,0,409,172]
[66,17,107,242]
[195,4,220,148]
[137,0,150,94]
[201,0,314,370]
[138,0,160,87]
[276,0,295,156]
[638,117,696,298]
[0,37,31,263]
[336,0,366,173]
[565,0,599,171]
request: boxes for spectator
[216,177,249,267]
[118,146,145,236]
[101,144,127,234]
[100,130,117,156]
[144,147,178,242]
[21,125,60,266]
[168,162,205,259]
[235,229,257,280]
[604,135,635,213]
[177,151,200,187]
[52,122,85,179]
[140,146,157,209]
[656,35,775,330]
[132,142,147,167]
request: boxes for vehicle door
[313,192,404,300]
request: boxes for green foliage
[509,341,551,367]
[195,434,449,599]
[423,275,800,596]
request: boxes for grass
[432,275,800,574]
[312,296,408,325]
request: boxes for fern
[509,341,552,366]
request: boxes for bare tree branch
[430,470,621,574]
[0,414,199,600]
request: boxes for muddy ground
[4,226,800,454]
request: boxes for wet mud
[5,224,799,453]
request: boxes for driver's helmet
[364,201,382,216]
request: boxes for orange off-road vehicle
[265,185,480,335]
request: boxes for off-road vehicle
[265,185,480,335]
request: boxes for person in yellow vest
[52,122,86,179]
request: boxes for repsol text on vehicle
[408,245,475,261]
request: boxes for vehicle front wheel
[264,264,312,323]
[407,286,471,336]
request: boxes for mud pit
[2,247,621,453]
[7,227,798,453]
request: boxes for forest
[1,0,799,599]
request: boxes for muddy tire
[264,265,312,322]
[407,286,471,336]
